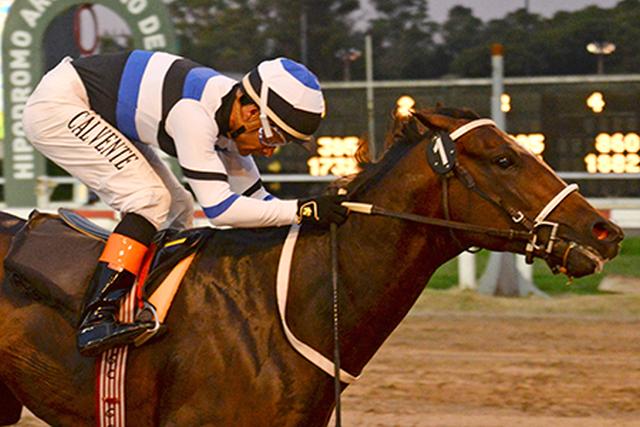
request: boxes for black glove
[296,195,349,228]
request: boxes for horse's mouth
[544,240,612,278]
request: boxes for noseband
[345,118,582,273]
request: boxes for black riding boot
[77,212,157,357]
[77,262,153,357]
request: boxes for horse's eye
[494,156,514,169]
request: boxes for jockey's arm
[166,100,297,228]
[221,150,276,202]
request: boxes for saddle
[3,209,215,344]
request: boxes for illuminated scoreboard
[511,133,546,156]
[307,136,361,177]
[256,79,640,199]
[584,132,640,174]
[532,88,640,197]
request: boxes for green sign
[2,0,178,207]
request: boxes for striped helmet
[241,58,325,141]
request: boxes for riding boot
[77,214,156,357]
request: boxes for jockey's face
[229,91,276,157]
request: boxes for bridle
[344,118,587,274]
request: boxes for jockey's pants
[22,58,194,230]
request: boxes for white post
[458,251,477,290]
[516,254,533,281]
[491,44,505,128]
[74,182,89,205]
[478,43,541,296]
[365,33,376,160]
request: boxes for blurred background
[2,1,640,426]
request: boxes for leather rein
[343,118,583,274]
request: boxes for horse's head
[404,107,624,278]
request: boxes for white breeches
[22,58,194,230]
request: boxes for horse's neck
[287,146,463,378]
[340,189,457,369]
[335,176,460,371]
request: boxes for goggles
[229,115,294,148]
[258,115,294,147]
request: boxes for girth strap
[276,223,360,384]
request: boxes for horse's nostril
[592,220,623,243]
[592,222,609,241]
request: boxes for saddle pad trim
[276,223,360,384]
[148,253,196,322]
[96,284,136,427]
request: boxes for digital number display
[307,136,361,176]
[511,133,546,156]
[584,132,640,173]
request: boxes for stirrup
[133,301,162,347]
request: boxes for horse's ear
[412,110,461,133]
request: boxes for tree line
[169,0,640,80]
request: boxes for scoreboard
[585,132,640,174]
[536,86,639,197]
[256,76,640,199]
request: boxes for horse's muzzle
[545,221,624,278]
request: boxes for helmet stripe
[281,58,321,90]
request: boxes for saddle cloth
[3,209,214,331]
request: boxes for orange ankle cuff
[100,233,149,274]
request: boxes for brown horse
[0,108,623,426]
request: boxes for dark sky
[430,0,620,22]
[357,1,621,23]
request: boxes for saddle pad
[4,210,104,319]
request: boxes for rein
[343,202,531,240]
[344,118,581,272]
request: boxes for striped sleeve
[220,149,277,201]
[166,100,295,227]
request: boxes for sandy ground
[15,290,640,426]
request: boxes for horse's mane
[340,106,480,198]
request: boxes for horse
[0,107,623,426]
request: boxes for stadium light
[336,48,361,81]
[586,42,616,74]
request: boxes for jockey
[23,51,348,357]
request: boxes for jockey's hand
[296,195,349,228]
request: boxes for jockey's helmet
[241,58,325,143]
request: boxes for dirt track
[17,290,640,427]
[338,291,640,427]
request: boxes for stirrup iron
[133,301,161,347]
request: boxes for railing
[0,172,638,209]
